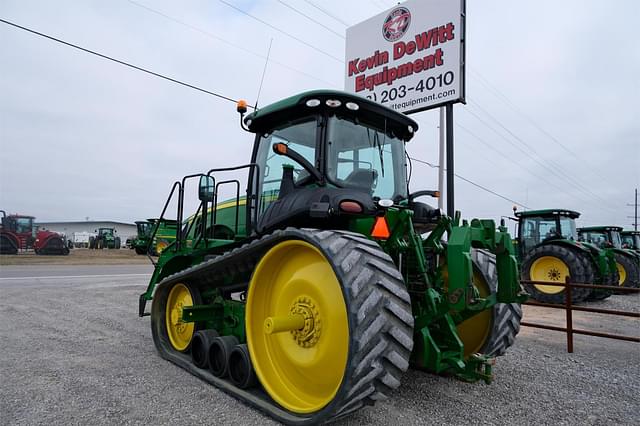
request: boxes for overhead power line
[0,18,250,107]
[217,0,343,63]
[126,0,336,87]
[302,0,351,27]
[410,156,530,209]
[468,68,613,185]
[276,0,345,39]
[467,98,608,204]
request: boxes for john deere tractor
[132,219,178,255]
[513,209,618,303]
[621,230,640,253]
[139,90,525,424]
[89,227,120,249]
[578,226,640,289]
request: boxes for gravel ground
[0,269,638,425]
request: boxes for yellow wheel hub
[529,256,569,294]
[156,241,168,254]
[456,269,493,358]
[165,283,195,352]
[246,240,348,414]
[616,262,627,286]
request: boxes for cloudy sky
[1,0,638,231]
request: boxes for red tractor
[0,210,69,255]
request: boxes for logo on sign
[382,7,411,42]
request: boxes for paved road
[0,264,153,288]
[1,264,638,425]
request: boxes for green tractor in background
[578,226,640,289]
[621,230,640,253]
[131,219,178,255]
[513,209,617,303]
[89,227,120,249]
[138,90,526,424]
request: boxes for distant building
[35,221,137,245]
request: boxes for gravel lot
[1,266,638,425]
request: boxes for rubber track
[521,245,592,304]
[471,249,522,357]
[150,228,414,425]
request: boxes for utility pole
[628,188,638,231]
[437,107,445,211]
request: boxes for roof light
[378,199,394,208]
[408,125,414,133]
[326,99,341,108]
[345,102,359,111]
[339,201,363,214]
[371,216,391,240]
[306,99,321,107]
[236,99,248,114]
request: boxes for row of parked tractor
[0,210,128,255]
[127,218,177,256]
[511,207,640,304]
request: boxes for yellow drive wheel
[529,256,568,294]
[616,262,627,286]
[456,268,493,358]
[246,240,349,414]
[165,283,196,352]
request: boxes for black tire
[209,336,238,378]
[134,247,146,255]
[470,249,522,357]
[228,344,258,389]
[522,244,592,304]
[614,252,640,289]
[115,237,121,249]
[0,234,19,255]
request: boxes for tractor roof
[244,89,419,141]
[578,226,623,232]
[514,209,580,219]
[621,230,640,235]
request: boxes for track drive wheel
[522,244,592,304]
[614,252,640,289]
[455,249,522,358]
[245,231,413,421]
[160,282,202,352]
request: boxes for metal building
[35,221,137,247]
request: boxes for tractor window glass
[15,218,32,233]
[621,234,633,248]
[521,217,557,252]
[559,217,577,240]
[255,117,318,214]
[610,231,622,248]
[326,115,407,200]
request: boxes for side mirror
[198,175,215,202]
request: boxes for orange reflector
[371,216,391,239]
[237,99,248,113]
[273,143,287,155]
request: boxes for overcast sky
[1,0,638,231]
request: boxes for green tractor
[139,90,526,424]
[89,227,120,249]
[578,226,640,289]
[132,219,178,255]
[513,209,617,303]
[621,230,640,253]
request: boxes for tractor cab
[578,226,623,249]
[621,230,640,251]
[136,221,153,238]
[243,90,433,235]
[514,209,580,259]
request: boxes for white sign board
[345,0,465,114]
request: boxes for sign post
[344,0,466,216]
